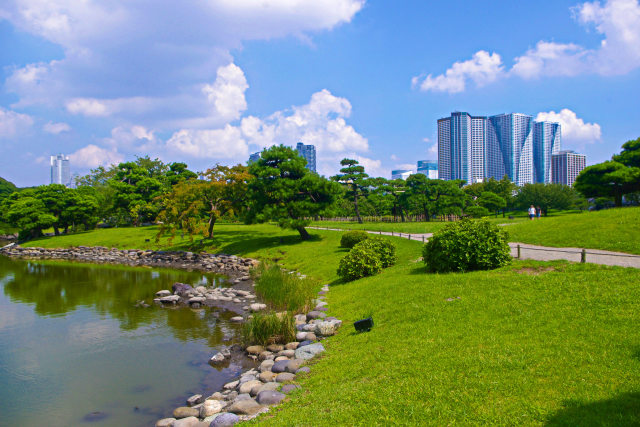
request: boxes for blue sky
[1,0,639,186]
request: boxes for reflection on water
[0,255,252,427]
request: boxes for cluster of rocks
[0,233,18,242]
[153,282,266,314]
[157,285,342,427]
[0,245,258,277]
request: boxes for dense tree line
[7,141,626,242]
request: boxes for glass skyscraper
[296,142,316,173]
[50,154,71,187]
[438,112,562,186]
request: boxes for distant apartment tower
[248,151,261,164]
[50,154,71,187]
[391,169,413,180]
[552,150,586,186]
[416,160,438,179]
[296,142,316,173]
[438,112,561,186]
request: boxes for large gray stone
[226,399,263,415]
[294,343,325,360]
[306,311,326,320]
[281,384,301,394]
[187,394,203,406]
[270,360,289,373]
[200,399,225,417]
[258,371,277,382]
[238,379,262,394]
[209,352,226,365]
[256,390,286,405]
[172,416,200,427]
[211,412,240,426]
[259,359,274,372]
[155,418,176,427]
[286,358,305,373]
[245,345,264,355]
[155,290,171,297]
[275,372,295,383]
[173,407,199,419]
[250,381,281,396]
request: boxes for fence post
[581,249,586,263]
[422,235,425,243]
[517,244,521,259]
[379,230,382,235]
[408,234,411,241]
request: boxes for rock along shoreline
[0,244,342,427]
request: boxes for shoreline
[0,244,342,426]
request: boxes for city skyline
[438,111,566,186]
[1,1,639,186]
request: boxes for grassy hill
[506,207,640,254]
[17,223,640,425]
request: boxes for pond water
[0,255,254,427]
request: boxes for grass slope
[20,224,640,425]
[507,207,640,254]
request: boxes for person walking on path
[528,205,536,220]
[536,206,541,219]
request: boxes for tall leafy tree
[405,174,465,220]
[612,137,640,168]
[1,191,57,239]
[515,183,578,215]
[247,145,340,240]
[164,162,198,186]
[332,158,369,224]
[574,161,640,207]
[477,191,506,217]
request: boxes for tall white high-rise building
[50,154,71,187]
[552,150,586,187]
[438,112,562,186]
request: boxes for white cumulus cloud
[166,125,249,159]
[69,144,124,168]
[202,63,249,123]
[0,107,33,138]
[43,121,71,134]
[412,50,504,94]
[535,109,602,145]
[511,42,587,79]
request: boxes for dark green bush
[354,237,397,267]
[422,218,511,273]
[340,230,370,248]
[465,205,490,218]
[337,245,382,281]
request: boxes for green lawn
[507,207,640,254]
[19,223,640,425]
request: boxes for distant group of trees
[1,136,638,242]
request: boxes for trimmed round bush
[422,218,511,273]
[465,205,490,218]
[340,230,370,248]
[337,246,382,281]
[353,237,397,268]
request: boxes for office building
[50,154,71,187]
[416,160,438,179]
[248,151,261,164]
[552,150,586,186]
[296,142,316,173]
[391,169,413,180]
[438,112,561,186]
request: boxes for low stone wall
[0,245,259,278]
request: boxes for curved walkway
[308,226,640,269]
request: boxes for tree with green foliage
[0,177,18,202]
[1,191,57,239]
[477,191,506,217]
[164,162,198,186]
[574,161,640,207]
[405,174,466,220]
[247,145,340,240]
[332,158,369,224]
[514,183,579,215]
[612,136,640,168]
[109,161,165,225]
[370,177,408,221]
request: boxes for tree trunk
[614,187,623,207]
[207,215,216,238]
[54,226,60,236]
[399,204,406,222]
[354,192,362,224]
[297,226,310,240]
[424,205,431,222]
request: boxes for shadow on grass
[545,393,640,426]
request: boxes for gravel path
[308,226,640,268]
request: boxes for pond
[0,255,254,427]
